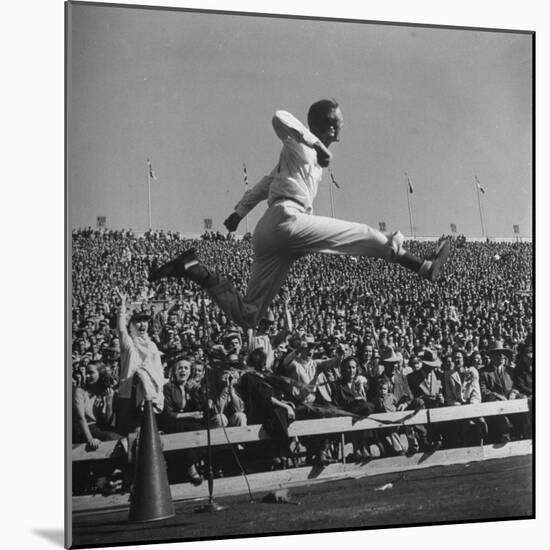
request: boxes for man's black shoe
[149,248,207,284]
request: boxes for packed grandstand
[71,228,532,494]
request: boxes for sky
[67,3,532,238]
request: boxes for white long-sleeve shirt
[234,110,322,217]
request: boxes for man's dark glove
[224,212,242,232]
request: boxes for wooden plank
[161,425,265,451]
[72,440,120,462]
[70,399,530,460]
[160,400,530,450]
[287,411,430,437]
[429,399,529,422]
[71,439,532,513]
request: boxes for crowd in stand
[71,228,533,492]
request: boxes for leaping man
[149,99,451,330]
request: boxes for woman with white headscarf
[115,288,165,435]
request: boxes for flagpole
[147,159,152,231]
[474,176,485,239]
[243,163,250,234]
[405,172,415,238]
[329,179,335,218]
[328,169,341,219]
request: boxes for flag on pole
[243,163,249,187]
[329,169,340,189]
[475,176,485,194]
[147,159,157,181]
[406,173,414,194]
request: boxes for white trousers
[207,201,404,329]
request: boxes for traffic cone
[128,400,175,522]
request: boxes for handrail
[71,398,530,462]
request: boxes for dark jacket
[513,369,532,398]
[479,365,516,401]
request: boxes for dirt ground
[71,455,533,548]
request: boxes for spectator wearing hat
[282,334,348,404]
[479,340,520,442]
[407,349,445,408]
[115,290,165,435]
[371,350,415,455]
[407,349,445,450]
[373,348,413,404]
[371,377,409,456]
[479,341,517,401]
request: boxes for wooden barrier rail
[71,398,530,462]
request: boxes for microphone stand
[195,295,225,513]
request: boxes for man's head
[452,350,465,371]
[470,352,483,369]
[341,357,358,382]
[408,355,422,371]
[376,377,390,397]
[191,361,205,380]
[307,99,343,145]
[247,348,267,371]
[420,349,442,372]
[275,341,288,359]
[172,356,192,384]
[167,313,179,326]
[131,311,150,335]
[443,355,454,372]
[487,340,513,368]
[224,332,242,355]
[379,348,400,373]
